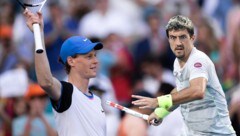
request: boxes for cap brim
[77,42,103,54]
[93,42,103,50]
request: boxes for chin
[89,73,97,78]
[176,55,184,59]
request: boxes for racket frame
[15,0,47,53]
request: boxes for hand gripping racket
[106,101,159,125]
[15,0,47,53]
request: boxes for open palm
[131,95,158,109]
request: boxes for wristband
[154,107,170,119]
[157,94,173,110]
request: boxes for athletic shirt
[173,47,236,135]
[50,81,106,136]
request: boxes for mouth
[175,47,184,51]
[90,66,97,71]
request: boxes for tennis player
[24,10,106,136]
[132,15,236,136]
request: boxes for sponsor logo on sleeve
[194,62,202,68]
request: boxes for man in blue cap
[24,10,106,136]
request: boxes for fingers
[139,106,150,109]
[132,99,146,106]
[23,9,33,17]
[23,8,28,14]
[132,99,152,109]
[131,95,147,99]
[37,11,43,18]
[148,118,156,125]
[24,10,40,21]
[131,95,148,105]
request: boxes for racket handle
[33,23,44,53]
[142,114,149,120]
[153,119,160,124]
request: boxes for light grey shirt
[173,47,236,136]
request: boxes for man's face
[168,29,194,60]
[69,50,99,78]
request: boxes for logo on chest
[194,62,202,68]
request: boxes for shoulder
[191,48,209,60]
[50,81,74,113]
[189,48,212,64]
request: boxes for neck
[68,73,89,93]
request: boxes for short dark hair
[166,15,194,38]
[58,54,78,74]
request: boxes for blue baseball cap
[59,36,103,64]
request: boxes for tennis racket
[106,100,159,125]
[15,0,47,53]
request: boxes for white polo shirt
[173,47,235,135]
[50,81,106,136]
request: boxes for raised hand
[131,95,158,109]
[23,10,43,32]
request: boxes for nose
[175,37,182,45]
[93,56,99,64]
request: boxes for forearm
[170,78,206,106]
[171,87,204,105]
[170,88,177,94]
[34,32,61,100]
[156,86,203,111]
[153,88,198,119]
[35,31,53,87]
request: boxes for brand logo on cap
[83,38,88,42]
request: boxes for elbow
[195,92,204,100]
[38,78,54,89]
[193,88,205,100]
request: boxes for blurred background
[0,0,240,135]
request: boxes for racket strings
[23,0,45,5]
[22,0,46,12]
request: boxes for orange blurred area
[24,83,46,100]
[0,25,12,39]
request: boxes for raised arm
[171,77,206,105]
[132,77,207,124]
[132,77,207,109]
[23,10,61,101]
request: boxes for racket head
[15,0,47,12]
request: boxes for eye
[179,35,187,40]
[85,55,92,59]
[169,36,176,40]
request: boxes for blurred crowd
[0,0,240,135]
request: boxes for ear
[190,35,195,41]
[67,56,74,66]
